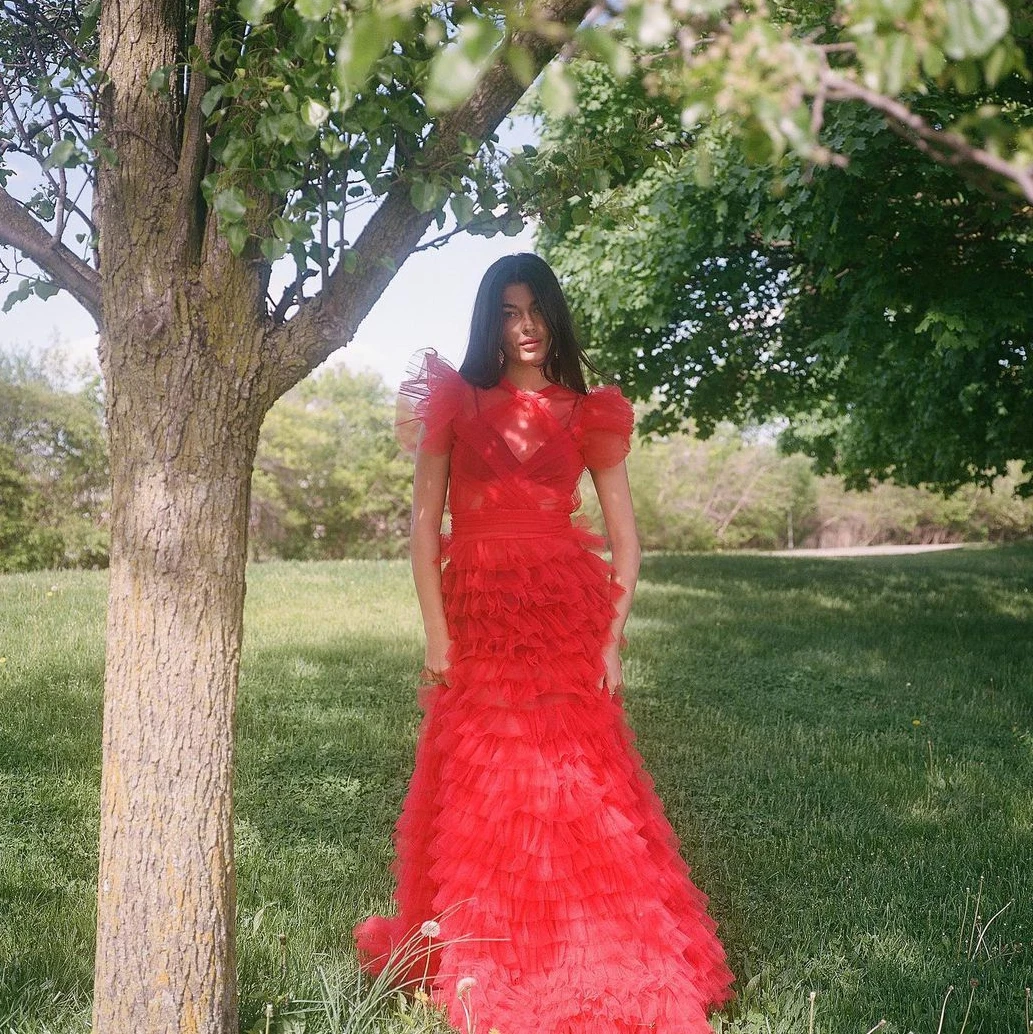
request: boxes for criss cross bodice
[395,349,635,524]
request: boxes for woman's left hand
[599,642,624,697]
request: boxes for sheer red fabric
[356,349,734,1033]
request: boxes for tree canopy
[528,33,1033,494]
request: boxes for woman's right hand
[422,635,452,686]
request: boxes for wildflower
[414,988,431,1005]
[489,1029,502,1034]
[420,920,441,939]
[912,719,921,726]
[0,657,6,665]
[456,976,477,997]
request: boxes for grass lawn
[0,543,1031,1033]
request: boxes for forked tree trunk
[92,330,264,1033]
[82,1,590,1028]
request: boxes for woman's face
[500,282,551,371]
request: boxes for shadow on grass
[626,545,1033,1031]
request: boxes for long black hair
[459,253,600,394]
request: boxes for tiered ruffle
[354,525,734,1032]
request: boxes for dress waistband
[450,509,573,540]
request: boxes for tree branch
[265,0,594,398]
[821,71,1033,205]
[0,185,102,322]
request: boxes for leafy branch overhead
[529,58,1032,496]
[0,0,590,330]
[2,0,1031,327]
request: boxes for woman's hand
[599,641,624,697]
[422,634,452,686]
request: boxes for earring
[497,348,505,365]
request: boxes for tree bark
[92,306,267,1032]
[92,4,270,1016]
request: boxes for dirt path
[756,543,967,558]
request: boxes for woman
[354,254,733,1033]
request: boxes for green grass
[1,545,1031,1033]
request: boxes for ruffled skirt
[354,519,733,1032]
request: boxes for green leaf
[42,139,80,171]
[540,63,577,118]
[238,0,277,23]
[225,222,249,255]
[295,0,334,19]
[320,135,347,158]
[2,279,36,312]
[409,178,446,213]
[921,44,947,78]
[983,43,1010,86]
[881,33,917,95]
[302,98,330,127]
[34,281,60,300]
[578,27,633,79]
[200,84,226,119]
[147,65,173,93]
[426,18,503,112]
[505,45,536,87]
[260,236,288,262]
[335,12,396,94]
[942,0,1009,59]
[502,212,525,236]
[213,187,248,222]
[78,0,100,42]
[451,193,474,227]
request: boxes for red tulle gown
[354,349,733,1033]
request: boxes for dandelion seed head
[457,976,477,996]
[420,920,441,939]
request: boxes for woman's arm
[590,459,641,694]
[410,447,452,681]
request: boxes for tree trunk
[92,322,264,1033]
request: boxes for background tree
[0,348,108,568]
[251,365,411,560]
[581,424,1033,551]
[0,443,65,570]
[525,41,1033,493]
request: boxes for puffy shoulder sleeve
[579,384,634,470]
[395,348,467,456]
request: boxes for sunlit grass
[0,544,1031,1032]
